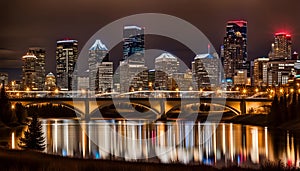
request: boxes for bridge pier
[240,98,246,115]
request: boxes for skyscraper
[22,53,37,90]
[28,47,45,90]
[88,39,111,92]
[268,32,292,60]
[120,25,147,92]
[154,53,179,90]
[267,33,295,86]
[192,53,221,89]
[222,20,248,82]
[56,39,78,90]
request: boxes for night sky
[0,0,300,80]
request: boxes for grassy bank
[1,148,299,171]
[0,148,217,171]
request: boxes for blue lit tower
[222,20,248,81]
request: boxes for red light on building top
[227,20,247,27]
[275,32,291,37]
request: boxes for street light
[255,88,259,93]
[280,88,284,94]
[290,88,294,93]
[242,89,247,94]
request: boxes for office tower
[56,39,78,90]
[28,47,45,90]
[120,25,147,92]
[154,53,179,90]
[89,40,108,91]
[45,72,56,91]
[222,20,248,81]
[192,53,221,89]
[253,58,269,86]
[268,32,292,60]
[267,33,295,86]
[21,53,37,90]
[123,26,145,62]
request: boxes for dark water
[7,119,300,168]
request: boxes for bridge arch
[165,102,241,116]
[90,101,161,118]
[15,101,85,116]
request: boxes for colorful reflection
[10,119,300,168]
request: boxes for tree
[269,94,279,126]
[0,82,14,124]
[19,113,45,151]
[15,103,27,124]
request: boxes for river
[4,119,300,168]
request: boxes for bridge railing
[5,90,260,99]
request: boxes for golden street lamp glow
[236,87,239,91]
[138,87,142,91]
[255,88,259,93]
[280,88,284,93]
[54,88,59,94]
[199,88,203,93]
[11,105,15,110]
[242,89,247,94]
[189,86,193,91]
[290,88,294,93]
[175,88,179,92]
[298,89,300,94]
[270,89,274,93]
[26,87,30,91]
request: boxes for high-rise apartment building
[28,47,45,90]
[22,53,37,90]
[120,26,147,92]
[222,20,248,82]
[56,39,78,90]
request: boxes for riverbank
[0,148,245,171]
[1,148,298,171]
[226,114,300,132]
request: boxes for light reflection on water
[9,119,300,168]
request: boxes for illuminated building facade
[192,53,222,89]
[28,47,46,90]
[268,33,292,60]
[154,53,179,90]
[88,39,113,93]
[222,20,248,82]
[22,53,37,90]
[45,72,56,91]
[56,39,78,90]
[253,58,269,86]
[267,33,295,86]
[120,26,147,92]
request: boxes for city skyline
[1,0,300,80]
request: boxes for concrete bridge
[9,97,273,118]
